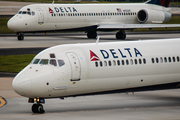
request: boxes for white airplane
[7,0,180,40]
[13,38,180,113]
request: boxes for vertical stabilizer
[146,0,171,7]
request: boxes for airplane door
[36,8,44,24]
[66,52,81,81]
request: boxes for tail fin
[146,0,171,7]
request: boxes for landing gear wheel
[17,33,24,41]
[17,35,24,41]
[116,30,126,40]
[32,104,45,113]
[32,104,38,113]
[87,31,97,39]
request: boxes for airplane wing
[97,24,180,30]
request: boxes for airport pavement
[1,32,180,49]
[1,87,180,120]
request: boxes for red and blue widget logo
[49,8,54,13]
[90,50,100,61]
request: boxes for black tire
[32,104,38,113]
[18,35,24,41]
[116,31,126,40]
[37,104,45,113]
[87,31,97,39]
[32,104,45,113]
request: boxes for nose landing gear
[17,32,24,41]
[29,98,45,113]
[32,103,45,113]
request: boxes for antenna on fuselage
[52,0,54,4]
[96,36,100,45]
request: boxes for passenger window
[134,59,137,64]
[95,61,98,67]
[108,61,112,66]
[40,59,49,65]
[100,61,103,67]
[156,58,159,63]
[126,60,129,65]
[164,57,167,62]
[177,56,180,62]
[50,59,57,66]
[152,58,155,63]
[122,60,125,65]
[139,59,142,64]
[58,60,65,67]
[117,60,120,66]
[143,58,146,64]
[33,59,40,64]
[173,57,176,62]
[168,57,171,62]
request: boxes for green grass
[170,2,180,5]
[0,54,35,73]
[0,18,15,34]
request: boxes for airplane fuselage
[12,38,180,113]
[13,39,180,98]
[8,3,171,33]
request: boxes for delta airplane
[7,0,180,40]
[13,38,180,113]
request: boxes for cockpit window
[50,59,57,66]
[22,11,27,14]
[27,11,31,15]
[40,59,49,65]
[18,11,22,14]
[58,60,65,67]
[33,59,40,64]
[17,11,35,16]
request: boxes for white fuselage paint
[12,39,180,98]
[7,3,171,32]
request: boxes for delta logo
[90,48,142,61]
[49,7,54,13]
[90,50,100,61]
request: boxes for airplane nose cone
[12,74,32,96]
[7,18,17,31]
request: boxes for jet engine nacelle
[137,9,171,24]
